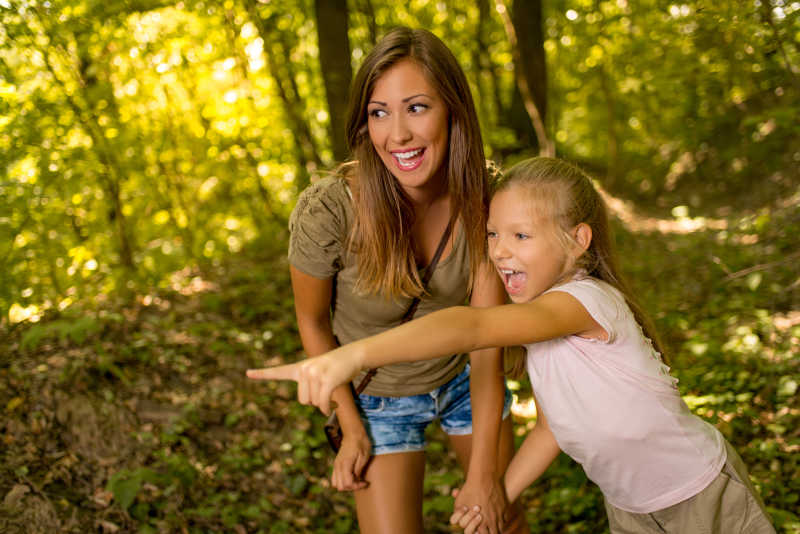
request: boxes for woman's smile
[391,147,426,170]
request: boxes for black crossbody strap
[353,220,454,395]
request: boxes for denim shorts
[355,364,513,455]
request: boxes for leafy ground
[1,190,799,534]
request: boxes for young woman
[276,27,527,534]
[250,157,775,534]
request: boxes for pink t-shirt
[525,277,726,513]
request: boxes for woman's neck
[401,167,449,210]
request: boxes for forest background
[1,0,798,533]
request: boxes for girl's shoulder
[548,277,629,335]
[565,277,626,307]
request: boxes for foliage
[1,0,799,532]
[2,195,799,533]
[546,0,799,211]
[2,0,798,323]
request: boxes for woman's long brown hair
[497,157,668,376]
[343,27,490,299]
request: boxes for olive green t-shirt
[288,176,471,397]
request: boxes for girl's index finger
[246,364,300,382]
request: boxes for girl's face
[487,188,576,303]
[367,59,450,196]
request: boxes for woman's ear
[573,223,592,253]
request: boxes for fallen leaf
[3,484,30,508]
[95,519,120,533]
[5,397,23,412]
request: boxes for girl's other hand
[452,477,506,533]
[332,432,372,491]
[451,504,483,534]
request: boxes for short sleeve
[550,279,625,344]
[288,177,350,279]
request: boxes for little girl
[248,157,775,534]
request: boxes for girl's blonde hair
[343,27,490,299]
[497,157,667,376]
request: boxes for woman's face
[367,59,450,196]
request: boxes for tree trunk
[358,0,378,46]
[597,64,619,188]
[472,0,490,123]
[314,0,353,163]
[509,84,538,149]
[497,0,553,156]
[34,20,136,270]
[511,0,547,123]
[244,0,321,191]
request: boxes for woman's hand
[451,478,508,534]
[331,430,372,491]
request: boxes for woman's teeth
[394,148,424,168]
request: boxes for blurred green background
[1,1,798,533]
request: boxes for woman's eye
[486,231,497,239]
[408,103,428,113]
[515,233,529,240]
[369,109,387,119]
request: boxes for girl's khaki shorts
[604,440,775,534]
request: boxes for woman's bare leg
[448,417,530,534]
[353,451,426,534]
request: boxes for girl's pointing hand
[246,350,362,415]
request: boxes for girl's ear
[573,223,592,253]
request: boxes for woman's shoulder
[288,171,355,276]
[291,170,353,221]
[297,172,351,205]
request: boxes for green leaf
[287,474,308,495]
[107,470,143,510]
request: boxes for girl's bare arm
[248,289,600,414]
[503,396,561,502]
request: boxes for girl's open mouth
[500,269,526,294]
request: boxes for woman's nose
[389,114,412,144]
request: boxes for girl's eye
[515,233,529,240]
[408,103,428,113]
[486,230,497,239]
[368,108,387,119]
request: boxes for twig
[723,250,800,281]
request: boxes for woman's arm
[289,266,371,491]
[248,289,600,414]
[451,395,561,533]
[453,262,508,533]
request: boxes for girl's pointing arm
[248,290,600,413]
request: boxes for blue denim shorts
[355,364,513,455]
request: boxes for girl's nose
[490,238,509,260]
